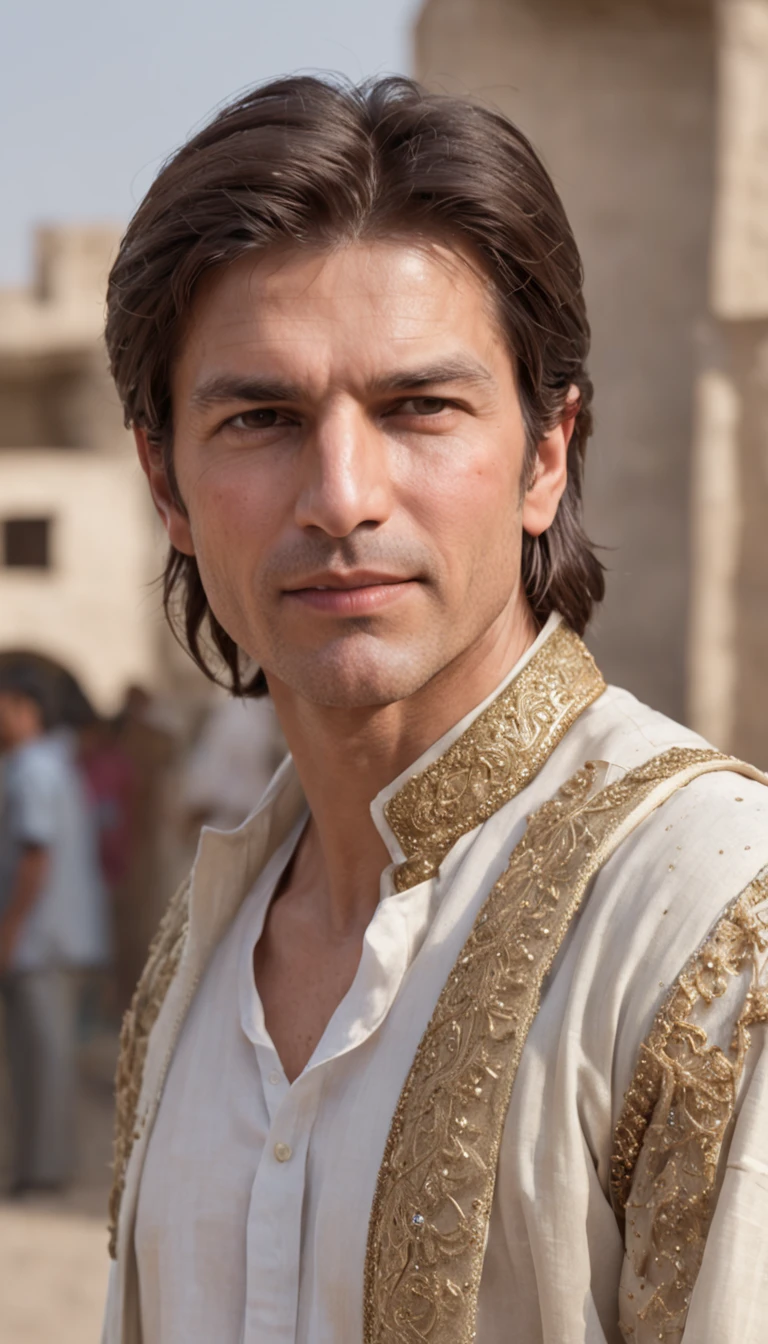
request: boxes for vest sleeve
[614,865,768,1342]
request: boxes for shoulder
[550,685,768,1063]
[8,740,73,826]
[594,765,768,975]
[546,682,767,908]
[13,738,63,785]
[579,682,768,963]
[569,683,767,855]
[577,682,767,875]
[573,682,721,768]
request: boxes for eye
[398,396,450,416]
[226,408,285,431]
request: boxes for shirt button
[268,1070,281,1086]
[274,1142,292,1163]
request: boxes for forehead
[175,239,508,388]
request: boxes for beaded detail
[613,865,768,1342]
[385,622,605,892]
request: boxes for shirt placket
[244,1062,318,1343]
[237,836,431,1343]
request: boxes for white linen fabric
[103,616,768,1344]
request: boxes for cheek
[186,459,278,559]
[408,441,522,575]
[183,464,280,621]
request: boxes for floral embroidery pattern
[365,747,733,1344]
[613,866,768,1342]
[385,623,605,892]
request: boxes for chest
[252,911,366,1083]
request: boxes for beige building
[0,228,220,989]
[416,0,768,763]
[0,226,202,716]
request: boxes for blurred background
[1,0,766,1338]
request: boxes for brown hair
[105,75,604,695]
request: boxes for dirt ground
[0,1031,117,1344]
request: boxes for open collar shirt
[104,615,768,1344]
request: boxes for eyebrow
[189,357,495,411]
[190,375,301,410]
[374,357,495,394]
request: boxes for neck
[268,601,539,931]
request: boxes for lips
[284,571,410,593]
[282,573,416,615]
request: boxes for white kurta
[104,616,768,1344]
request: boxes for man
[101,77,768,1344]
[0,664,108,1193]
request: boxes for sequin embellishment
[613,864,768,1343]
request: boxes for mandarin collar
[371,615,605,891]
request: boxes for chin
[269,642,439,710]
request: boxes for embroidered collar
[384,620,606,891]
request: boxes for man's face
[0,694,14,748]
[0,692,39,749]
[161,240,556,708]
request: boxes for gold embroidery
[364,746,732,1344]
[612,865,768,1343]
[108,877,190,1258]
[385,623,605,892]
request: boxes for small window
[2,517,52,569]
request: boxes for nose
[294,400,393,538]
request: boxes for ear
[134,427,195,556]
[521,386,579,538]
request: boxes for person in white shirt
[0,664,109,1193]
[101,76,768,1344]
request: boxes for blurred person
[79,713,137,1026]
[101,78,768,1344]
[0,664,109,1195]
[181,695,284,832]
[79,714,137,898]
[109,686,177,1014]
[55,665,101,737]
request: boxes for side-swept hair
[106,75,604,695]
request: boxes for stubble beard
[257,613,454,709]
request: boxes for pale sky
[1,0,421,285]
